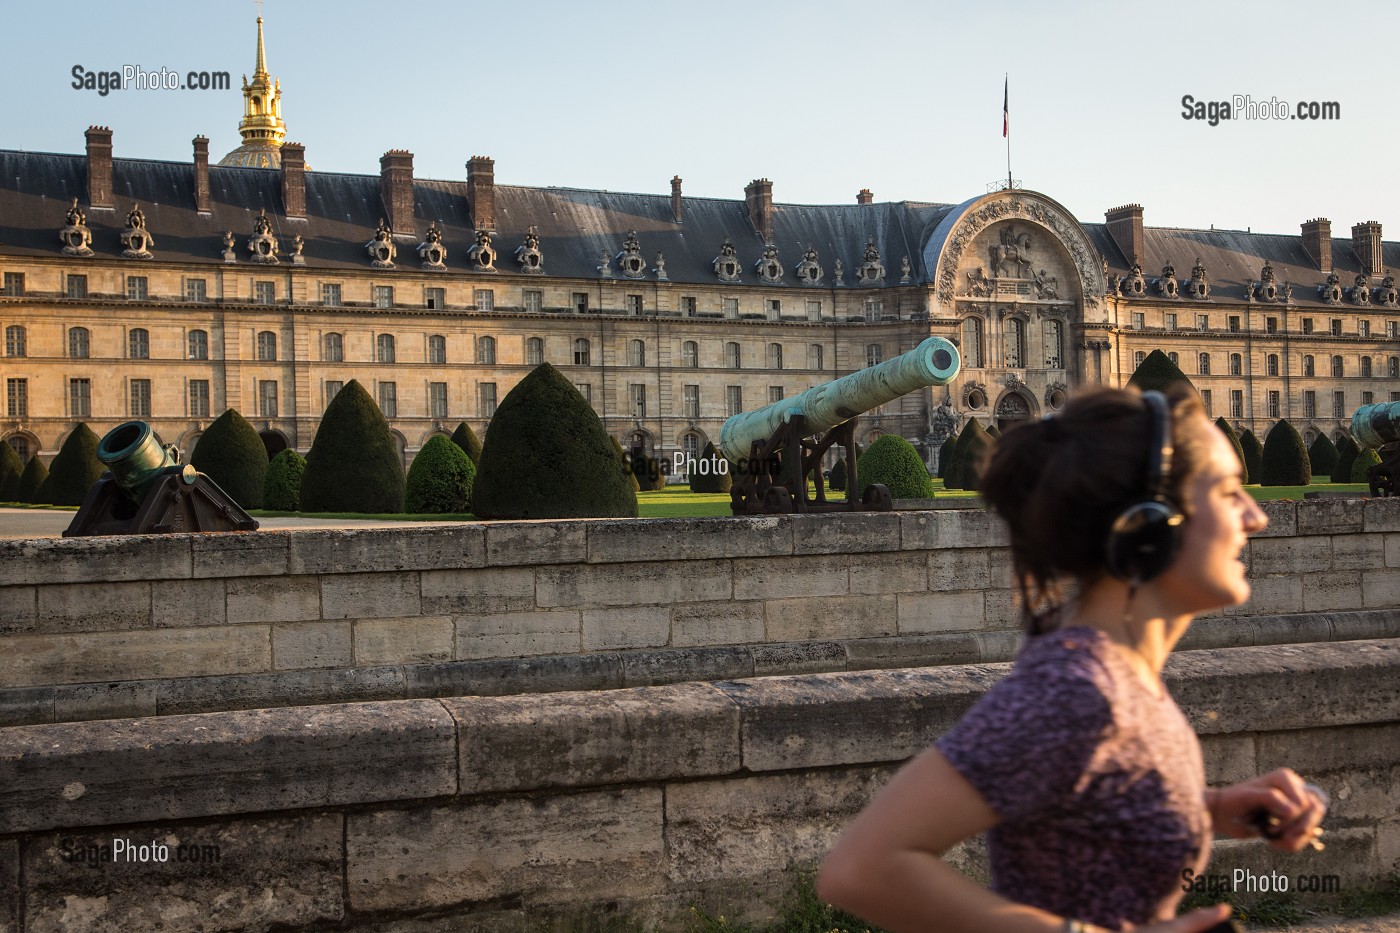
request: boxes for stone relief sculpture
[221,230,237,263]
[755,244,783,284]
[245,209,281,264]
[1034,269,1059,300]
[366,218,395,268]
[1319,271,1342,305]
[965,267,991,297]
[795,245,823,286]
[120,204,155,260]
[990,226,1033,278]
[1120,263,1146,297]
[467,228,497,273]
[713,237,740,282]
[1350,272,1371,305]
[58,199,94,257]
[1186,257,1209,300]
[1153,261,1178,299]
[1376,275,1398,307]
[617,230,646,278]
[857,238,885,285]
[417,223,447,271]
[514,228,543,274]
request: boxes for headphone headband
[1141,390,1173,501]
[1104,389,1184,584]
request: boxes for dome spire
[219,8,288,168]
[255,15,267,77]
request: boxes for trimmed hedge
[38,423,105,506]
[300,380,405,513]
[689,441,732,493]
[1351,447,1382,483]
[1239,430,1264,487]
[450,422,483,465]
[473,363,638,519]
[190,409,269,510]
[612,437,641,492]
[828,456,847,492]
[1332,436,1361,485]
[0,441,24,501]
[985,423,1002,439]
[406,435,476,514]
[1128,349,1194,393]
[15,455,48,503]
[1307,433,1339,477]
[937,436,957,479]
[946,419,991,491]
[262,448,307,511]
[1215,418,1247,480]
[1260,419,1311,486]
[856,435,934,499]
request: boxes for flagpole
[1004,74,1012,189]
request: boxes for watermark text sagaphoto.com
[1181,95,1341,126]
[72,65,231,96]
[1182,867,1342,895]
[60,837,223,870]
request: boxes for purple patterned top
[936,626,1210,931]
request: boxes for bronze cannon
[1350,401,1400,497]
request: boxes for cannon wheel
[763,486,794,514]
[1369,465,1396,498]
[861,484,893,512]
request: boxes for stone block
[1388,533,1400,568]
[445,682,739,793]
[844,633,982,670]
[1251,612,1330,646]
[1363,496,1400,533]
[35,580,151,634]
[190,530,289,578]
[405,654,625,699]
[0,700,457,833]
[927,547,991,592]
[924,508,1010,549]
[455,610,580,660]
[0,686,53,727]
[151,578,226,628]
[1252,499,1297,538]
[537,560,731,609]
[1328,609,1400,642]
[226,575,320,624]
[22,814,343,933]
[274,621,353,670]
[0,586,35,636]
[621,647,753,686]
[1176,617,1260,650]
[897,590,986,634]
[1332,533,1387,570]
[0,625,270,689]
[53,682,158,722]
[1199,733,1257,786]
[1224,574,1301,616]
[486,520,587,566]
[983,588,1019,628]
[1255,722,1400,775]
[583,606,669,651]
[732,554,848,601]
[752,641,846,676]
[1248,535,1334,575]
[790,512,902,555]
[849,552,929,595]
[288,525,485,574]
[0,839,15,933]
[986,547,1015,587]
[421,567,535,614]
[671,601,765,647]
[321,570,421,620]
[974,630,1024,662]
[0,535,191,587]
[156,666,405,716]
[765,594,896,642]
[1302,572,1363,613]
[1207,827,1376,893]
[1362,569,1400,608]
[1296,497,1365,535]
[347,788,666,912]
[355,616,454,665]
[899,511,939,550]
[588,516,791,563]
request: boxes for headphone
[1104,390,1185,584]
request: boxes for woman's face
[1153,415,1269,614]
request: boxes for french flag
[1003,77,1009,138]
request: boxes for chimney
[378,149,413,235]
[1352,220,1383,277]
[1104,203,1145,268]
[857,188,874,205]
[467,156,495,231]
[192,136,211,213]
[1301,218,1332,271]
[278,142,306,219]
[85,126,113,210]
[744,178,773,242]
[671,175,683,223]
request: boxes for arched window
[1229,353,1242,376]
[1303,355,1315,377]
[5,325,26,357]
[1043,320,1063,369]
[6,436,30,462]
[1361,357,1372,378]
[1198,352,1210,376]
[69,327,90,359]
[681,341,698,368]
[725,342,741,369]
[377,333,396,364]
[1332,355,1344,378]
[324,332,343,362]
[1004,319,1025,368]
[256,330,277,361]
[1133,350,1146,368]
[865,343,883,367]
[961,318,983,369]
[573,338,591,366]
[1266,354,1279,377]
[477,335,496,365]
[526,337,544,365]
[428,335,447,365]
[187,329,208,360]
[128,328,149,359]
[682,432,700,463]
[808,344,824,370]
[628,339,645,367]
[767,343,783,370]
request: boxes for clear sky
[6,0,1395,238]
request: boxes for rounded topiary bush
[300,380,405,513]
[16,455,49,503]
[689,441,732,493]
[1332,435,1361,485]
[190,409,269,510]
[1307,433,1339,477]
[39,423,105,506]
[1215,417,1247,481]
[406,435,476,514]
[1260,419,1311,487]
[1351,447,1382,484]
[1239,430,1264,486]
[1128,349,1194,394]
[0,441,25,502]
[262,448,307,511]
[611,437,641,492]
[450,421,483,465]
[937,436,957,479]
[856,435,934,499]
[828,456,847,492]
[473,363,638,519]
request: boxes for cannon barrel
[1351,402,1400,450]
[718,336,960,461]
[96,420,193,503]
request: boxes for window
[1263,391,1278,418]
[1302,318,1314,335]
[425,287,446,311]
[1361,357,1372,378]
[526,337,544,366]
[322,283,342,306]
[377,333,396,364]
[1005,319,1025,368]
[128,328,149,359]
[67,274,88,299]
[1226,315,1239,333]
[1043,320,1064,369]
[256,330,277,361]
[573,292,589,314]
[767,343,783,370]
[1266,317,1278,335]
[69,326,90,359]
[428,335,447,365]
[255,281,275,305]
[1164,313,1177,331]
[725,385,743,417]
[1362,391,1374,406]
[1390,357,1400,378]
[1303,391,1316,419]
[1198,352,1211,376]
[629,384,646,418]
[1389,321,1399,339]
[1134,350,1146,369]
[374,285,394,309]
[1266,354,1278,377]
[474,289,495,311]
[961,318,983,369]
[725,342,741,368]
[524,290,543,313]
[429,382,448,419]
[1131,312,1145,330]
[681,296,697,317]
[258,379,278,418]
[1200,389,1212,417]
[7,378,27,418]
[767,299,781,320]
[324,381,343,409]
[1332,355,1344,378]
[1197,314,1209,331]
[130,378,151,418]
[1333,390,1346,419]
[2,272,24,296]
[681,341,698,368]
[1168,352,1179,367]
[188,329,208,360]
[1230,389,1244,419]
[683,385,700,419]
[808,344,824,370]
[722,297,739,319]
[575,383,592,405]
[1360,320,1371,338]
[806,300,822,322]
[864,298,883,322]
[1229,353,1242,376]
[768,386,784,404]
[189,379,210,418]
[5,325,25,357]
[477,335,496,364]
[626,294,643,315]
[682,432,700,464]
[573,339,591,366]
[480,382,497,417]
[324,333,343,362]
[1303,355,1315,377]
[866,343,883,367]
[65,378,89,418]
[377,381,397,418]
[1331,319,1342,337]
[127,276,148,300]
[628,339,645,367]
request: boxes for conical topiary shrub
[948,419,993,491]
[1215,418,1247,480]
[38,424,105,506]
[300,380,405,513]
[945,419,985,490]
[190,409,269,510]
[1332,436,1361,485]
[856,435,934,499]
[450,421,483,465]
[1239,430,1264,486]
[1128,349,1194,394]
[937,436,957,479]
[1307,433,1339,478]
[1260,419,1311,486]
[0,441,24,502]
[1351,448,1382,483]
[15,455,48,504]
[611,436,641,492]
[986,423,1002,439]
[262,448,307,511]
[689,441,731,493]
[406,435,476,514]
[473,363,638,519]
[828,456,847,492]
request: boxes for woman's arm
[1206,768,1326,851]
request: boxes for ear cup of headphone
[1105,499,1184,583]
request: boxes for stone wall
[1,639,1396,932]
[3,498,1400,726]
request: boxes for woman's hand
[1207,768,1326,851]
